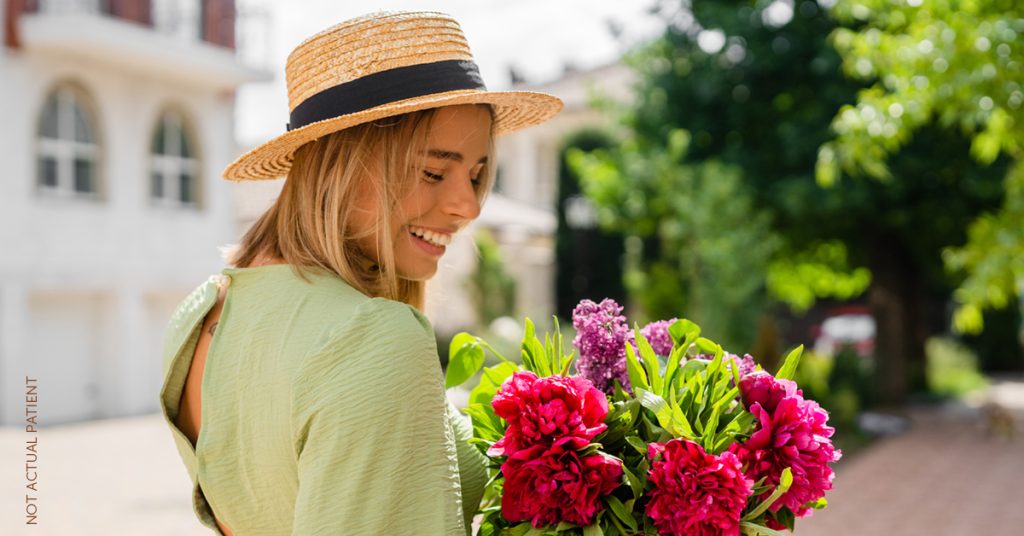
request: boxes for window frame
[35,82,104,201]
[149,106,202,210]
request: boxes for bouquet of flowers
[445,299,841,536]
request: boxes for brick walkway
[797,377,1024,536]
[1,383,1021,535]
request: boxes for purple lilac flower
[640,318,678,357]
[725,353,758,377]
[572,299,634,395]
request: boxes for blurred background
[1,0,1022,534]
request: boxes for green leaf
[667,318,700,348]
[668,386,696,438]
[774,506,796,531]
[625,435,648,455]
[446,333,485,389]
[502,522,533,536]
[621,463,644,499]
[775,345,804,381]
[520,319,539,374]
[582,523,605,536]
[624,342,650,391]
[469,361,520,407]
[463,403,504,442]
[605,495,638,531]
[678,358,707,383]
[634,325,663,395]
[743,467,794,521]
[551,316,567,375]
[703,397,729,451]
[483,361,519,386]
[739,521,787,536]
[694,337,719,355]
[636,388,678,436]
[560,351,575,376]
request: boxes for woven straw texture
[224,11,563,181]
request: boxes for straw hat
[224,10,564,181]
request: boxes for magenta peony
[735,371,842,517]
[488,371,609,457]
[645,438,753,536]
[640,318,678,357]
[500,443,623,527]
[739,370,801,412]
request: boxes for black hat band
[286,59,487,131]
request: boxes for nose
[442,171,482,221]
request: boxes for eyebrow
[422,149,488,165]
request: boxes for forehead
[425,105,492,154]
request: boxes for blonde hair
[226,105,496,310]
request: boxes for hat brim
[223,89,563,181]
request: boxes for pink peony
[645,438,753,536]
[488,371,609,457]
[501,443,623,527]
[735,372,842,517]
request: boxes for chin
[397,265,438,282]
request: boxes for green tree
[572,0,1009,403]
[555,129,627,319]
[820,0,1024,334]
[568,130,779,351]
[467,229,517,327]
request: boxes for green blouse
[158,264,488,535]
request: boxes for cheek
[396,182,434,222]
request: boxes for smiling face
[351,104,494,281]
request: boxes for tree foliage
[468,228,517,327]
[568,130,778,350]
[568,0,1019,401]
[821,0,1024,333]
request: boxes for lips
[407,225,453,246]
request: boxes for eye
[422,170,444,182]
[471,164,485,188]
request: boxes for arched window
[150,109,200,208]
[37,84,102,198]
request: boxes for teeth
[409,226,451,247]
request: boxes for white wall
[0,44,239,425]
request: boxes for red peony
[735,372,842,517]
[500,443,623,527]
[645,438,753,536]
[489,371,609,457]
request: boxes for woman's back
[158,264,486,535]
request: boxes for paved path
[1,412,209,535]
[798,376,1024,536]
[2,382,1021,535]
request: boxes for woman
[157,11,562,535]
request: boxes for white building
[472,62,637,326]
[0,0,268,426]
